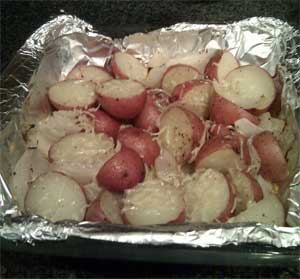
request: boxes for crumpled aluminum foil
[0,15,299,248]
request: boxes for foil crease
[0,15,299,248]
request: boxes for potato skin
[210,94,259,125]
[97,147,145,192]
[85,197,106,222]
[118,127,160,166]
[134,90,170,132]
[204,52,222,80]
[89,109,120,139]
[252,131,289,183]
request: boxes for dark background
[1,0,300,278]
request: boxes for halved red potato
[25,110,94,157]
[86,109,121,139]
[184,169,235,223]
[228,194,285,226]
[25,172,87,222]
[228,169,263,213]
[48,80,97,110]
[66,64,113,84]
[158,107,194,164]
[252,131,289,183]
[154,148,181,187]
[210,94,259,125]
[171,80,214,119]
[82,181,103,203]
[111,52,148,82]
[118,127,160,166]
[161,64,201,95]
[205,51,239,81]
[9,149,50,211]
[181,108,206,147]
[96,79,146,120]
[134,89,170,132]
[213,65,276,110]
[195,138,245,173]
[123,179,185,225]
[97,147,145,192]
[85,190,123,224]
[49,132,115,185]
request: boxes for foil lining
[0,15,299,248]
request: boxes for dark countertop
[1,1,300,278]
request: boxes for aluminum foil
[0,15,300,248]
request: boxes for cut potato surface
[213,65,275,110]
[25,172,87,222]
[48,80,97,110]
[159,107,194,163]
[25,110,94,157]
[205,51,239,81]
[82,181,103,203]
[85,190,123,224]
[67,64,113,84]
[111,52,148,82]
[172,80,213,119]
[96,79,146,120]
[228,194,285,226]
[161,64,201,94]
[184,169,235,223]
[49,132,115,185]
[123,179,185,225]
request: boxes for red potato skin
[87,109,121,139]
[204,52,222,80]
[97,90,147,120]
[85,197,106,222]
[134,89,170,132]
[209,124,232,139]
[242,171,264,202]
[216,179,236,222]
[111,54,128,79]
[118,127,160,166]
[171,79,210,101]
[181,108,205,147]
[252,131,289,183]
[210,94,259,126]
[97,147,145,192]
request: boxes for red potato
[111,52,148,82]
[25,172,87,222]
[210,94,259,125]
[161,64,201,95]
[252,131,289,183]
[158,107,194,164]
[134,89,170,132]
[123,179,185,225]
[96,79,146,120]
[228,169,263,213]
[184,169,235,223]
[209,123,232,139]
[171,80,214,119]
[195,138,245,173]
[213,65,276,110]
[181,108,206,147]
[97,147,145,192]
[48,80,97,110]
[66,64,113,84]
[229,194,285,226]
[85,190,123,224]
[25,110,94,157]
[118,127,160,166]
[49,132,115,185]
[87,109,121,139]
[205,51,239,81]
